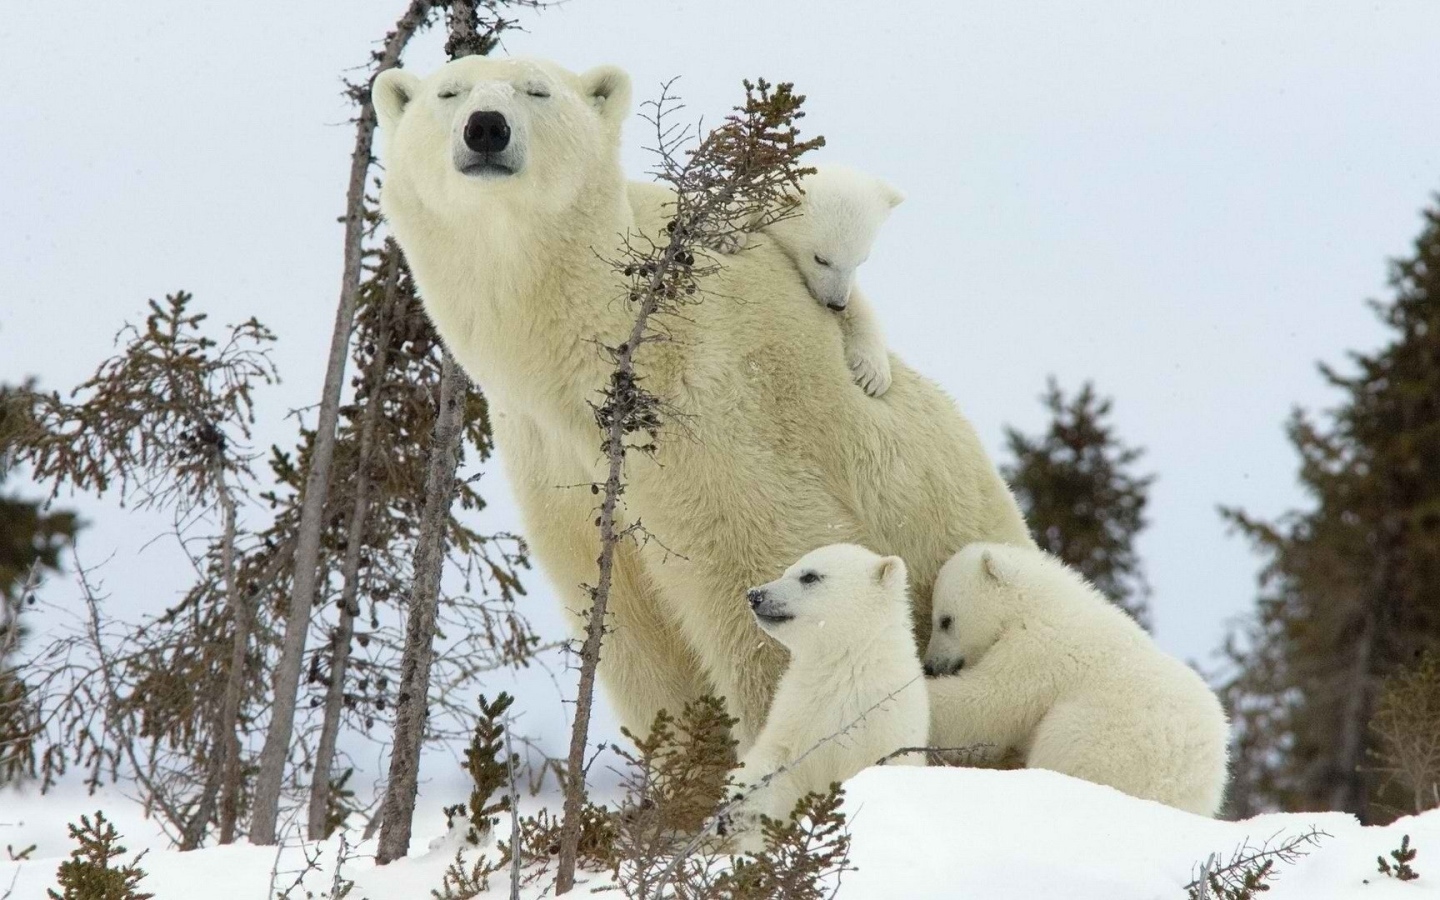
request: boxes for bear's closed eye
[939,615,953,632]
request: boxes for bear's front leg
[495,413,710,739]
[596,544,715,735]
[723,743,795,855]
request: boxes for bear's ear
[875,555,907,592]
[373,68,421,132]
[581,65,632,129]
[880,181,905,209]
[979,549,1013,585]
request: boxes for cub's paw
[848,346,893,398]
[714,787,771,853]
[716,805,765,856]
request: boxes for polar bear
[731,544,928,840]
[372,56,1033,748]
[923,543,1230,815]
[724,165,902,397]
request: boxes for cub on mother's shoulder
[723,165,902,397]
[924,543,1230,816]
[728,544,928,848]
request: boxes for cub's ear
[979,548,1014,585]
[373,68,421,132]
[875,555,907,592]
[581,65,632,129]
[878,180,905,209]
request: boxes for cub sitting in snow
[924,543,1231,816]
[730,544,928,844]
[724,165,903,397]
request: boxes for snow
[4,767,1437,899]
[839,768,1435,899]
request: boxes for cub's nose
[746,588,766,609]
[464,110,511,153]
[923,657,965,678]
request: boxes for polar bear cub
[924,543,1230,816]
[732,544,928,841]
[727,165,903,397]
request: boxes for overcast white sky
[3,1,1439,769]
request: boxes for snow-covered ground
[4,767,1437,899]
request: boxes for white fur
[729,165,902,397]
[924,543,1231,816]
[733,544,928,845]
[372,56,1033,749]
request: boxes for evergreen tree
[0,383,80,784]
[0,492,78,603]
[1002,378,1155,628]
[1220,198,1440,822]
[0,383,80,604]
[47,811,153,900]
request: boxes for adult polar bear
[373,56,1032,747]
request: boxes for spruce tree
[0,383,80,604]
[47,811,154,900]
[0,493,78,602]
[1,383,80,784]
[1001,378,1155,628]
[1220,198,1440,821]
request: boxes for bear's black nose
[746,588,766,608]
[464,110,511,154]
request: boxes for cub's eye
[526,86,552,99]
[799,571,822,586]
[438,89,460,100]
[813,254,832,268]
[939,615,954,632]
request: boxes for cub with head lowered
[924,543,1230,816]
[728,543,928,847]
[724,165,903,397]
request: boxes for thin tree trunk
[373,0,486,865]
[249,0,436,846]
[554,418,626,893]
[307,249,401,840]
[374,350,469,864]
[554,289,660,893]
[216,543,297,844]
[181,465,240,850]
[213,505,247,845]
